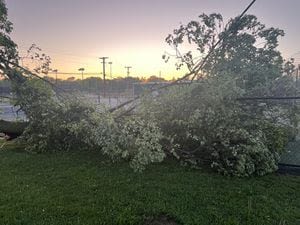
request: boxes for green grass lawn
[0,141,299,225]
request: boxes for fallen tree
[0,0,299,176]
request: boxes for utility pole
[99,57,108,99]
[125,66,132,95]
[125,66,132,77]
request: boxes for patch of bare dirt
[143,215,180,225]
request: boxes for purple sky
[6,0,300,79]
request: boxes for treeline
[0,75,168,95]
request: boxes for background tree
[0,0,20,82]
[164,13,295,93]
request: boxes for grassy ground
[0,141,299,225]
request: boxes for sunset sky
[6,0,300,80]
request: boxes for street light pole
[52,69,58,84]
[108,62,112,79]
[79,68,84,80]
[108,62,112,105]
[78,68,85,91]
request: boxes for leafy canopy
[164,13,293,91]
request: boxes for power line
[47,72,102,75]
